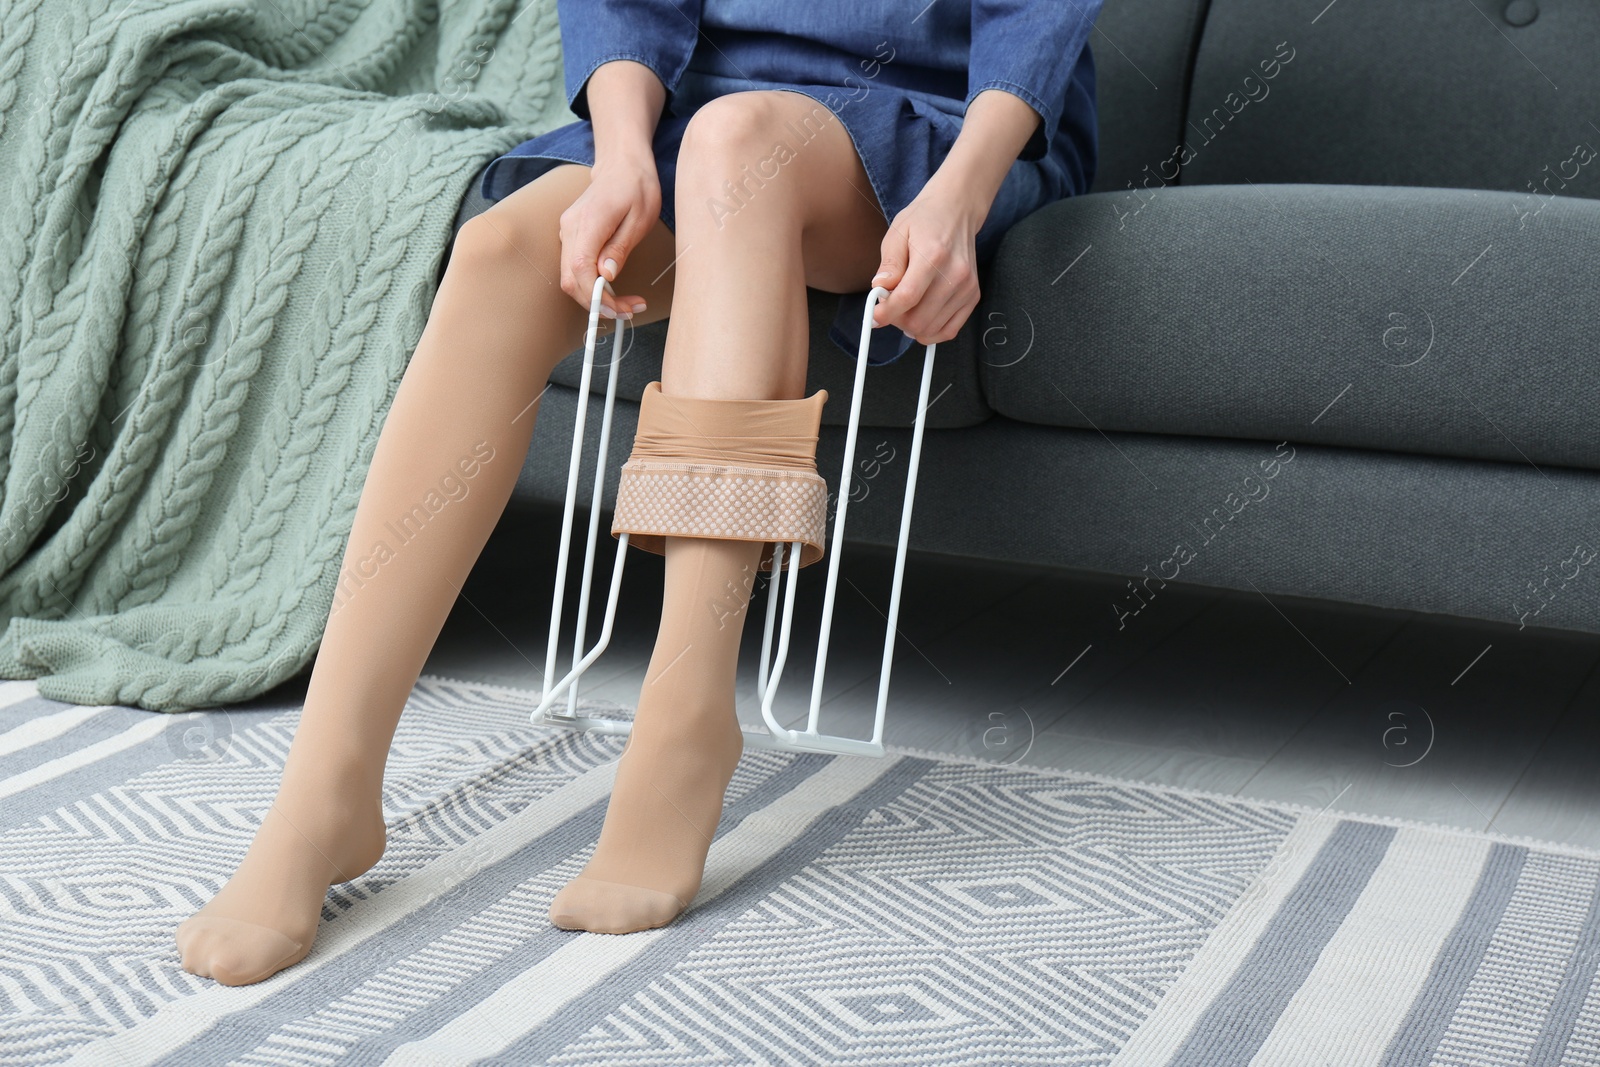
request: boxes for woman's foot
[549,705,744,933]
[550,534,759,934]
[176,779,386,986]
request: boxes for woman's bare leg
[549,90,890,933]
[176,163,678,985]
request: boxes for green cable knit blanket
[0,0,566,710]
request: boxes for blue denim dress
[481,0,1102,365]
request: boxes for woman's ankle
[632,694,742,741]
[276,743,383,800]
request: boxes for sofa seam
[1176,0,1217,186]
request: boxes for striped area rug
[3,676,1600,1065]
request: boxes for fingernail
[598,305,616,319]
[618,310,633,320]
[872,270,890,281]
[632,302,647,313]
[603,257,618,278]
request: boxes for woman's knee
[433,178,596,366]
[677,92,815,227]
[448,165,590,287]
[450,209,560,289]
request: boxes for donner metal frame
[531,275,937,758]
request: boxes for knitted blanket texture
[0,0,566,710]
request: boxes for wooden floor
[421,502,1600,851]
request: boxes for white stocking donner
[531,275,937,758]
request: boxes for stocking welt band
[611,461,829,568]
[610,381,831,570]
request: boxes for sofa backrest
[1175,0,1600,201]
[1087,0,1212,195]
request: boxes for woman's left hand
[869,175,986,347]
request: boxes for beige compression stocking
[548,380,829,933]
[174,197,594,986]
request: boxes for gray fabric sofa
[451,0,1600,637]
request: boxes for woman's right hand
[558,151,661,321]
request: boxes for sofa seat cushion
[979,182,1600,470]
[519,383,1600,637]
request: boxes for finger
[870,223,911,327]
[597,207,656,314]
[565,209,625,319]
[921,286,979,345]
[910,292,959,345]
[597,204,649,283]
[592,207,662,319]
[562,210,601,311]
[918,259,980,342]
[873,223,911,288]
[911,243,979,340]
[909,292,955,345]
[880,240,941,336]
[558,209,579,304]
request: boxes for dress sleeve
[966,0,1102,162]
[557,0,703,120]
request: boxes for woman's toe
[548,876,687,934]
[176,915,306,986]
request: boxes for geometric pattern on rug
[533,764,1294,1067]
[1,677,1598,1066]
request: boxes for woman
[175,0,1101,985]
